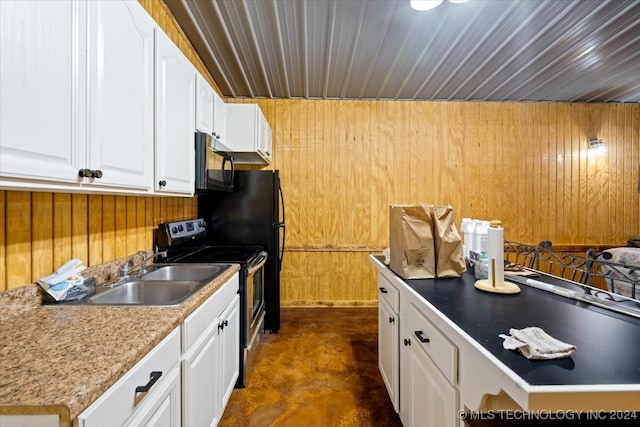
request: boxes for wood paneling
[244,99,640,306]
[0,192,196,290]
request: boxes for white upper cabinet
[195,72,214,134]
[154,27,196,196]
[212,89,227,145]
[225,103,271,164]
[0,0,84,186]
[87,0,155,191]
[0,0,155,194]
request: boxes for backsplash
[0,192,197,291]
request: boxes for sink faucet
[120,251,148,278]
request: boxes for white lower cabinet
[182,323,219,427]
[75,328,181,427]
[377,271,459,427]
[400,338,457,427]
[181,273,240,427]
[126,367,181,427]
[400,301,458,427]
[218,295,240,411]
[378,274,399,412]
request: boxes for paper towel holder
[474,220,521,294]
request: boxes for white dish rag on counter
[499,327,576,360]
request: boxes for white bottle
[461,218,473,258]
[474,220,490,255]
[470,219,482,255]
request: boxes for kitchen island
[0,264,240,426]
[370,255,640,426]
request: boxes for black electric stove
[155,218,268,388]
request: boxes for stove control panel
[167,218,206,239]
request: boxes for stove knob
[178,225,184,232]
[171,226,178,234]
[198,220,205,228]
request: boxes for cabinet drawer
[406,302,457,384]
[77,327,180,427]
[378,273,399,313]
[182,272,239,351]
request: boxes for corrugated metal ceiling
[165,0,640,103]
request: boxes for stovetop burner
[169,245,264,264]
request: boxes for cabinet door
[182,323,220,427]
[219,294,240,409]
[86,0,154,191]
[224,104,256,153]
[126,366,181,427]
[155,28,195,195]
[378,297,399,413]
[0,0,84,185]
[225,104,271,164]
[400,308,458,427]
[258,113,272,163]
[212,90,226,143]
[402,344,457,427]
[195,73,214,134]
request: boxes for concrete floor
[220,307,402,427]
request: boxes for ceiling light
[410,0,443,11]
[410,0,469,11]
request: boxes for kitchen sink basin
[140,264,227,281]
[48,263,231,307]
[84,280,204,306]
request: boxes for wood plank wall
[0,193,197,290]
[231,99,640,306]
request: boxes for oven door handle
[247,251,268,275]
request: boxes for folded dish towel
[499,327,576,360]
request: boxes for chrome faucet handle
[119,251,148,278]
[119,256,134,278]
[139,250,148,273]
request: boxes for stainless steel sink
[49,263,231,307]
[140,264,226,281]
[84,280,204,306]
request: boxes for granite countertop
[0,262,240,423]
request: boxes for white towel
[499,327,576,360]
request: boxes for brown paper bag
[432,204,466,278]
[389,205,436,279]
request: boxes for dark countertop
[397,268,640,387]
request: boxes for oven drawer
[182,272,240,352]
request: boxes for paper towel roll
[487,220,504,286]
